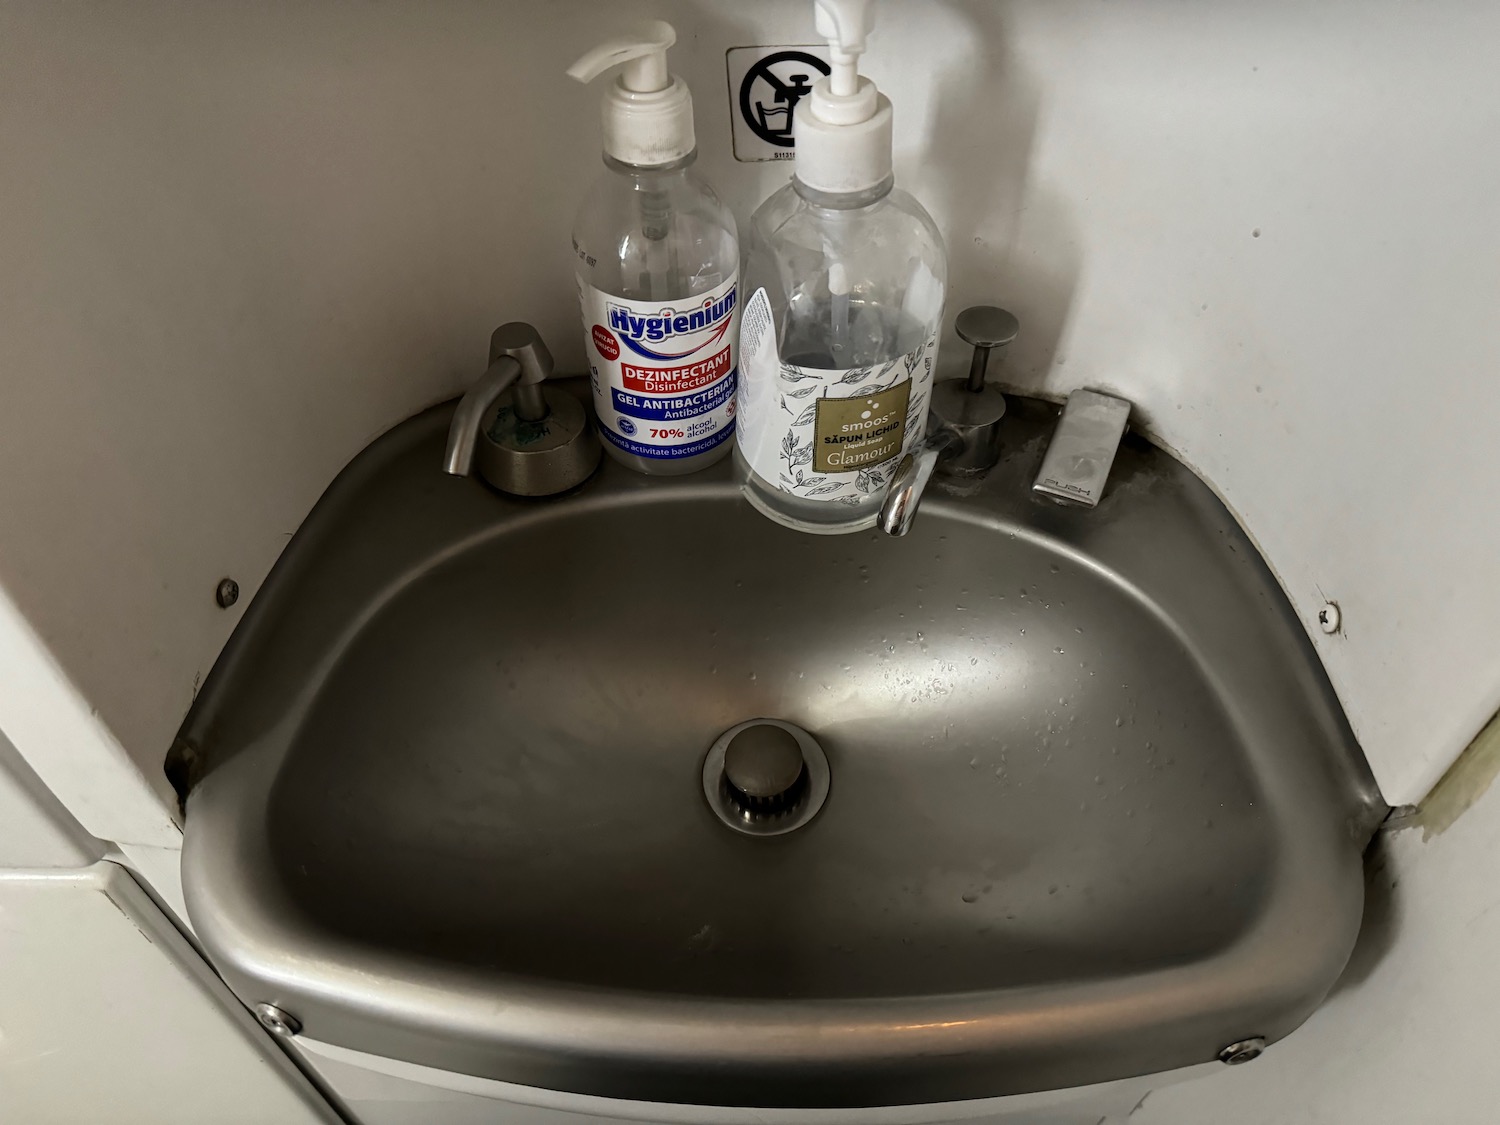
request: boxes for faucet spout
[443,356,522,477]
[877,428,961,537]
[443,322,556,478]
[876,306,1017,537]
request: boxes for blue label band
[601,423,735,460]
[610,372,737,421]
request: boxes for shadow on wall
[916,2,1080,390]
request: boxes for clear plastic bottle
[738,176,946,530]
[572,155,739,475]
[569,24,740,476]
[735,0,947,532]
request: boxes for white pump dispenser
[567,21,695,168]
[795,0,892,193]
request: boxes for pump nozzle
[567,20,675,92]
[813,0,874,97]
[567,22,695,167]
[796,0,891,194]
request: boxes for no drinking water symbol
[738,50,833,147]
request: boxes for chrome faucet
[443,322,600,496]
[443,322,554,476]
[878,306,1017,536]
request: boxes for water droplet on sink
[1114,716,1124,727]
[969,757,979,768]
[962,891,979,904]
[994,766,1004,777]
[1050,564,1060,574]
[1048,884,1059,895]
[1053,646,1065,654]
[748,672,757,681]
[1019,628,1026,635]
[970,657,978,665]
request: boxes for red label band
[622,346,732,395]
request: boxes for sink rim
[176,393,1385,1108]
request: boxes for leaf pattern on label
[908,388,929,423]
[767,329,940,505]
[779,364,822,383]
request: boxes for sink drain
[702,719,830,837]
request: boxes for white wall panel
[1,1,1495,817]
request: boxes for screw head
[1219,1036,1266,1064]
[1317,601,1341,635]
[254,1003,300,1037]
[215,578,240,609]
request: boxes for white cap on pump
[794,0,893,194]
[568,21,695,168]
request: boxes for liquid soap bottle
[735,0,947,533]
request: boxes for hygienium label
[579,275,738,460]
[738,288,938,503]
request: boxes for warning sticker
[725,45,832,162]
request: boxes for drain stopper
[723,723,807,815]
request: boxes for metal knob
[723,723,807,815]
[954,306,1020,392]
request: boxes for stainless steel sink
[174,390,1383,1109]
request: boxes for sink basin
[175,392,1382,1109]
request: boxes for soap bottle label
[737,287,938,502]
[578,275,739,460]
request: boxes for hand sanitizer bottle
[736,0,947,532]
[568,23,740,475]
